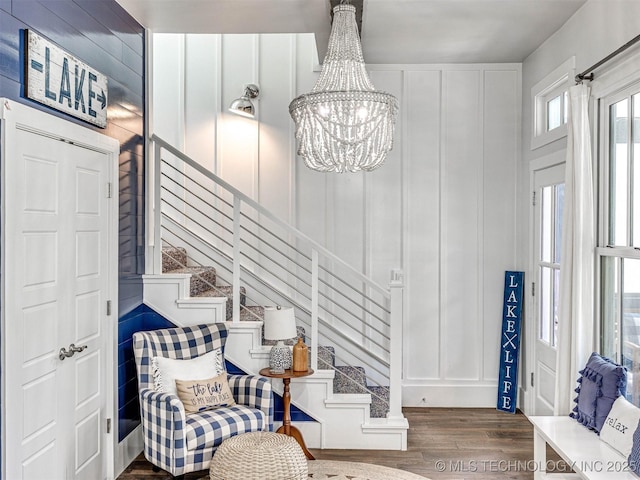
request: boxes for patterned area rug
[307,460,429,480]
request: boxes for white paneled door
[1,100,118,480]
[531,162,565,415]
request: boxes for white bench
[530,416,638,480]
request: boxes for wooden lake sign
[24,30,108,128]
[497,271,524,414]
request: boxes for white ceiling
[116,0,587,64]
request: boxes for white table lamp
[264,306,297,373]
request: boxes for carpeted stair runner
[162,246,187,272]
[367,386,391,418]
[238,305,264,322]
[171,266,217,296]
[161,245,390,418]
[162,247,246,320]
[195,285,246,321]
[319,346,389,418]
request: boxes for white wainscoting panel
[403,70,442,382]
[366,70,403,288]
[441,69,482,382]
[482,70,519,382]
[184,34,220,174]
[257,34,296,223]
[330,173,365,272]
[152,34,185,151]
[293,35,328,246]
[220,34,259,201]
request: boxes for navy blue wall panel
[117,305,143,440]
[118,306,174,440]
[118,305,178,440]
[77,0,143,58]
[0,0,146,445]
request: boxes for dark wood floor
[117,408,564,479]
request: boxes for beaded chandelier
[289,3,398,173]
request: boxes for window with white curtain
[600,84,640,406]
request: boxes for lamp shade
[228,96,255,118]
[263,306,297,340]
[229,84,260,118]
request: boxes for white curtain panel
[554,84,596,416]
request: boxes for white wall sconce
[229,84,260,118]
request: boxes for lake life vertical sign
[497,271,524,413]
[24,30,108,128]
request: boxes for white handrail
[150,134,389,296]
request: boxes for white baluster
[232,197,241,323]
[153,140,162,275]
[311,249,319,371]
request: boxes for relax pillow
[152,348,225,397]
[176,373,236,413]
[600,396,640,456]
[570,352,627,433]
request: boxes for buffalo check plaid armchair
[133,323,273,478]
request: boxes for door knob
[69,343,87,354]
[59,343,88,360]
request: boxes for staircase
[143,135,408,450]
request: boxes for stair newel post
[152,139,162,275]
[311,249,319,371]
[232,196,241,323]
[388,269,404,420]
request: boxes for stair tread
[168,266,216,275]
[368,385,390,418]
[210,285,247,320]
[239,306,264,321]
[333,365,368,394]
[192,291,251,321]
[194,288,227,298]
[216,285,246,296]
[162,246,187,272]
[166,266,217,297]
[317,346,335,369]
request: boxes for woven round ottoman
[209,431,308,480]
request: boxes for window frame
[545,87,568,133]
[598,82,640,362]
[538,182,564,348]
[531,57,575,150]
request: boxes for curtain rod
[575,32,640,83]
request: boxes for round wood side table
[259,367,315,460]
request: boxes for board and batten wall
[152,33,521,407]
